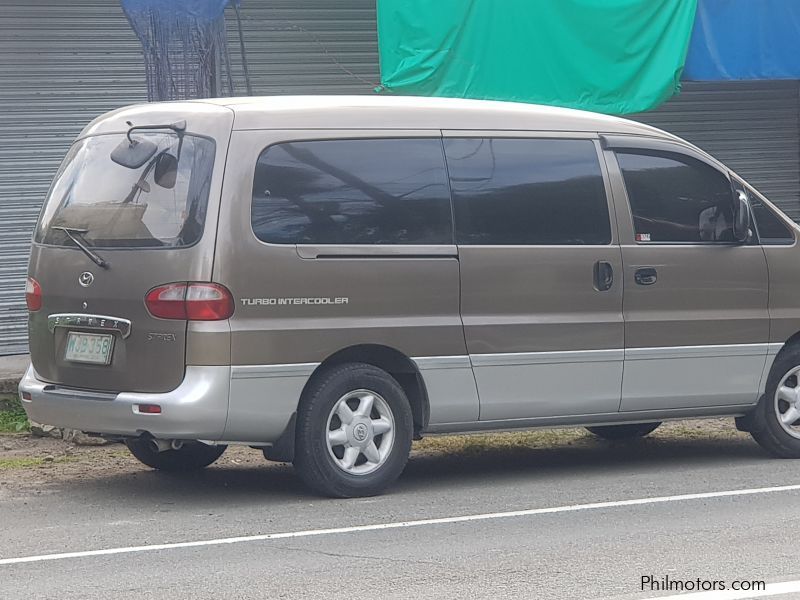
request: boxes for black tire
[125,439,226,471]
[750,345,800,458]
[586,422,661,440]
[293,362,413,498]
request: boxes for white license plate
[64,332,114,365]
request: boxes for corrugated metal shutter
[226,1,379,95]
[634,81,800,220]
[0,1,147,356]
[0,0,378,356]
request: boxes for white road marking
[3,483,800,566]
[645,580,800,599]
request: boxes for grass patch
[415,428,589,456]
[413,420,743,457]
[0,456,77,469]
[0,393,29,433]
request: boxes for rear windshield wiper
[52,227,110,269]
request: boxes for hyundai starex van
[19,96,800,497]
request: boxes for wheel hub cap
[325,389,396,476]
[775,365,800,439]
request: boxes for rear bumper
[19,364,230,440]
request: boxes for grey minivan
[19,96,800,497]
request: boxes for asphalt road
[4,428,800,599]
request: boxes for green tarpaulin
[377,0,698,115]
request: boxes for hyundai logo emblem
[353,422,369,442]
[78,272,94,287]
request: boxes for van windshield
[35,132,215,248]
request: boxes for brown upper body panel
[213,129,466,365]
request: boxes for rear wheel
[125,439,226,471]
[586,422,661,440]
[751,346,800,458]
[293,363,413,498]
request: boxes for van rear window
[36,133,215,249]
[251,138,453,245]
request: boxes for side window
[444,138,611,245]
[616,151,735,243]
[748,192,794,244]
[251,138,452,245]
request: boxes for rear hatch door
[28,104,232,393]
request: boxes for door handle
[634,267,658,286]
[593,261,614,292]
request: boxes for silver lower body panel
[425,403,757,434]
[19,364,231,440]
[17,341,785,443]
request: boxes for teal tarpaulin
[377,0,698,114]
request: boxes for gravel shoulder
[0,417,749,494]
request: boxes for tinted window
[445,138,610,245]
[617,152,734,243]
[251,139,452,245]
[36,133,215,248]
[750,194,794,244]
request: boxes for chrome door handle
[593,261,614,291]
[634,267,657,286]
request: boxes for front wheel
[293,363,413,498]
[750,346,800,458]
[586,422,661,441]
[125,439,226,471]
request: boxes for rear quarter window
[251,138,453,245]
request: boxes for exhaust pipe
[147,438,184,453]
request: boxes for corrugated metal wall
[0,0,378,355]
[0,2,147,356]
[636,81,800,221]
[0,3,798,356]
[225,1,379,95]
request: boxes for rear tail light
[184,283,236,320]
[144,283,188,320]
[25,277,42,312]
[145,282,234,321]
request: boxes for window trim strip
[296,244,458,259]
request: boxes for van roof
[83,95,677,141]
[192,95,674,138]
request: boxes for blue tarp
[684,0,800,80]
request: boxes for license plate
[64,332,114,365]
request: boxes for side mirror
[153,152,178,189]
[733,189,751,243]
[110,137,158,169]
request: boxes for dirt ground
[0,418,749,494]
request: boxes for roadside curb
[0,354,28,395]
[0,378,20,395]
